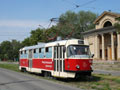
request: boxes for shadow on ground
[22,72,101,83]
[56,75,101,82]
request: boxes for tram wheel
[43,71,52,78]
[21,68,27,72]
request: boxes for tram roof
[20,43,46,51]
[20,39,83,51]
[45,39,83,47]
[46,39,67,46]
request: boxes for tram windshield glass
[67,45,91,58]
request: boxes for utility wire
[62,0,78,6]
[79,0,96,7]
[62,0,97,11]
[84,6,120,13]
[48,0,97,26]
[46,0,97,40]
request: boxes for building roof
[82,26,116,36]
[94,11,120,24]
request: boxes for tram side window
[54,47,57,58]
[39,48,44,58]
[39,48,41,53]
[20,51,24,58]
[24,50,26,54]
[46,47,49,52]
[60,46,62,58]
[20,50,27,59]
[21,51,23,54]
[24,50,28,58]
[33,49,39,58]
[34,49,36,53]
[45,47,52,58]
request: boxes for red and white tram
[19,39,93,78]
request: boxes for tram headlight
[90,65,93,70]
[76,65,80,69]
[89,60,92,64]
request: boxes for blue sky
[0,0,120,42]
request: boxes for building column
[95,35,100,59]
[117,33,120,60]
[111,32,115,60]
[107,46,110,60]
[102,34,105,60]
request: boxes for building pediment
[94,11,120,29]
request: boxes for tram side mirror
[91,54,94,58]
[63,47,66,52]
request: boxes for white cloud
[0,20,56,28]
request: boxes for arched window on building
[103,21,112,27]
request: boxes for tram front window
[67,45,91,58]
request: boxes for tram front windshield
[67,45,91,58]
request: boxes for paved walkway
[0,68,82,90]
[93,69,120,76]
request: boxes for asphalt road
[0,68,82,90]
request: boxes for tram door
[28,49,32,71]
[54,46,65,76]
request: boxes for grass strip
[0,63,19,72]
[0,63,120,90]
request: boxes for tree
[0,40,22,61]
[30,28,47,45]
[114,17,120,34]
[58,11,77,39]
[11,40,22,60]
[45,26,59,41]
[22,10,97,46]
[22,37,31,47]
[22,28,48,46]
[0,41,12,60]
[57,10,97,39]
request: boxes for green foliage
[103,83,111,90]
[21,10,97,46]
[11,40,22,59]
[0,63,19,72]
[22,28,48,46]
[114,78,120,84]
[57,10,97,39]
[45,26,59,41]
[58,11,77,38]
[115,17,120,21]
[77,11,97,31]
[30,28,47,44]
[114,23,120,34]
[114,17,120,33]
[0,40,22,61]
[0,10,97,61]
[22,37,31,47]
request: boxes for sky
[0,0,120,42]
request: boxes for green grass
[0,63,19,72]
[114,78,120,83]
[0,63,120,90]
